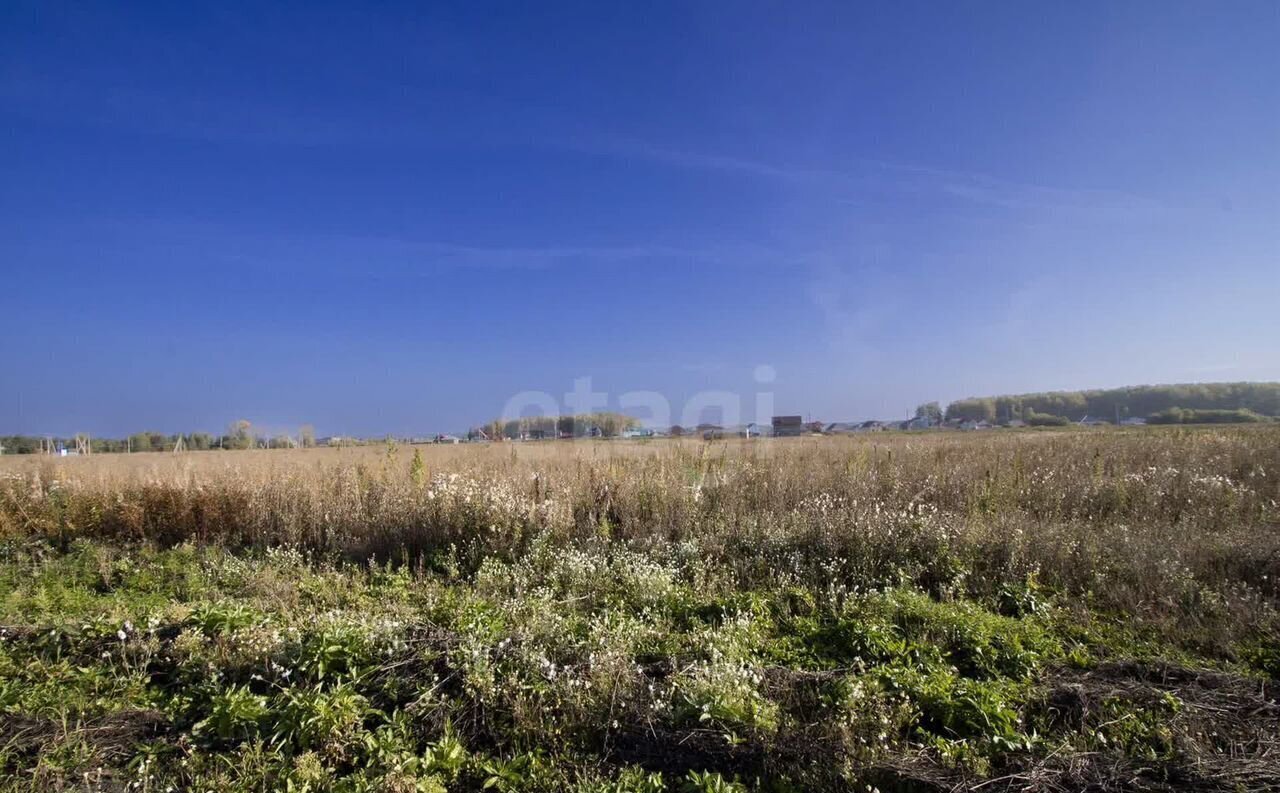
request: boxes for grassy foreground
[1,429,1278,791]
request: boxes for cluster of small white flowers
[1191,473,1241,491]
[679,654,770,723]
[425,472,569,531]
[1116,465,1257,502]
[264,544,307,568]
[797,492,847,517]
[226,624,286,660]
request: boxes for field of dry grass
[1,427,1277,791]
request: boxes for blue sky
[2,1,1277,436]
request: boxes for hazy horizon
[3,2,1278,437]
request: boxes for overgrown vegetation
[1,427,1277,791]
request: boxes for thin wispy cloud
[577,136,1168,220]
[1,61,1167,226]
[580,137,878,189]
[5,216,787,275]
[1,63,1166,224]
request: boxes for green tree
[914,402,943,424]
[227,419,254,450]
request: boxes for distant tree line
[1025,411,1072,427]
[481,412,640,440]
[0,420,319,454]
[945,382,1280,424]
[1,433,214,454]
[1146,408,1268,425]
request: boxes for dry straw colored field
[1,427,1278,791]
[4,430,1277,605]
